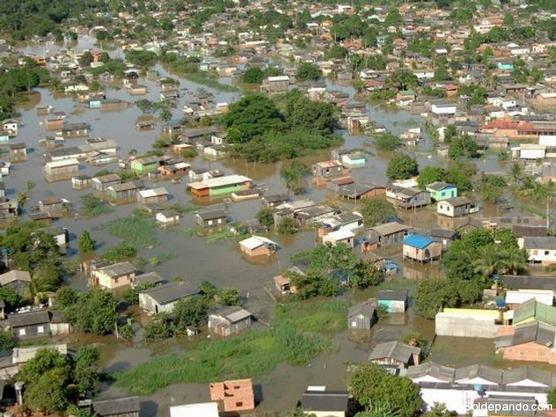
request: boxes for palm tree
[499,248,528,275]
[473,247,503,277]
[280,160,308,196]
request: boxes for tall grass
[104,216,158,249]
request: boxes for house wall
[241,245,271,257]
[403,242,442,261]
[430,188,457,201]
[51,322,71,335]
[12,323,50,339]
[310,411,345,417]
[96,271,134,289]
[348,314,372,330]
[209,316,252,337]
[498,341,556,364]
[139,293,178,314]
[435,316,497,338]
[378,300,406,313]
[526,249,556,265]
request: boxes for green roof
[513,299,556,326]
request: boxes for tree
[360,199,395,227]
[417,166,445,189]
[548,388,556,407]
[296,62,321,81]
[218,288,240,306]
[32,264,62,293]
[352,262,384,288]
[477,175,507,203]
[256,207,275,228]
[415,278,458,319]
[386,154,419,180]
[0,329,16,352]
[448,135,479,160]
[159,108,172,123]
[78,231,96,253]
[281,160,308,195]
[277,217,299,235]
[241,66,265,84]
[63,289,118,335]
[423,403,456,417]
[374,133,402,151]
[173,296,207,332]
[74,346,100,397]
[200,281,218,303]
[79,51,93,67]
[348,364,422,417]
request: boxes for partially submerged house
[239,235,278,257]
[369,341,421,370]
[347,299,377,330]
[195,209,228,228]
[139,281,199,314]
[208,306,252,337]
[187,175,252,198]
[518,237,556,266]
[91,261,136,290]
[300,387,349,417]
[377,290,408,313]
[437,197,478,217]
[426,181,457,201]
[386,186,431,209]
[91,397,140,417]
[402,234,443,263]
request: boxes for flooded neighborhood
[1,0,556,417]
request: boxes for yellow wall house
[93,262,136,290]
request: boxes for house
[1,119,18,136]
[92,397,140,417]
[135,115,156,130]
[61,122,90,138]
[91,174,121,193]
[43,159,79,181]
[505,290,554,307]
[340,152,366,168]
[312,160,346,180]
[322,229,355,247]
[106,182,141,205]
[239,235,278,257]
[347,300,377,330]
[38,197,69,214]
[518,237,556,266]
[261,194,289,207]
[272,266,304,295]
[366,222,411,246]
[435,308,501,338]
[426,182,457,201]
[431,100,457,117]
[300,387,349,417]
[513,299,556,327]
[209,379,255,413]
[137,187,169,206]
[261,75,290,94]
[369,341,421,369]
[336,183,386,200]
[9,143,27,162]
[139,281,199,314]
[7,309,70,339]
[156,210,180,228]
[386,186,431,209]
[195,210,228,227]
[437,197,478,217]
[0,270,31,294]
[377,289,408,313]
[495,321,556,364]
[208,306,252,337]
[169,403,219,417]
[132,272,164,289]
[403,234,443,263]
[91,262,136,290]
[188,175,252,198]
[130,156,159,175]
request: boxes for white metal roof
[189,174,251,189]
[45,158,79,168]
[239,235,278,250]
[505,290,554,306]
[169,403,219,417]
[138,187,168,198]
[324,229,355,241]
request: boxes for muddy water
[10,38,552,415]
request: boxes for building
[195,209,228,227]
[130,156,159,175]
[402,234,442,262]
[92,262,136,290]
[518,237,556,266]
[426,182,457,201]
[106,182,141,205]
[347,300,377,330]
[369,341,421,369]
[513,299,556,327]
[300,387,349,417]
[261,75,290,94]
[435,308,501,338]
[7,309,70,339]
[187,175,252,198]
[61,122,90,138]
[139,281,199,314]
[9,143,27,162]
[208,306,252,337]
[322,229,355,247]
[0,270,31,294]
[366,222,412,246]
[336,183,386,200]
[92,397,140,417]
[505,290,554,308]
[386,186,431,209]
[312,161,346,180]
[137,188,169,206]
[92,174,121,193]
[169,403,219,417]
[156,210,180,228]
[43,159,79,181]
[239,235,278,257]
[496,321,556,364]
[209,379,255,413]
[437,197,478,217]
[377,289,408,313]
[261,194,289,208]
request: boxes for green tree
[256,207,275,228]
[448,135,479,160]
[0,329,16,352]
[218,288,240,306]
[360,199,395,227]
[423,403,456,417]
[241,66,265,84]
[280,160,308,195]
[296,62,321,81]
[277,217,299,235]
[78,231,96,253]
[348,364,422,417]
[63,289,118,335]
[74,346,100,397]
[548,388,556,407]
[415,278,458,319]
[374,133,402,151]
[352,262,384,288]
[417,166,445,189]
[173,296,207,332]
[386,154,419,180]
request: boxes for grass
[115,299,347,395]
[104,216,158,249]
[183,71,239,92]
[80,194,113,217]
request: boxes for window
[37,326,44,334]
[18,328,26,336]
[208,220,213,226]
[545,251,550,256]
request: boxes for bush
[386,154,419,180]
[277,217,299,235]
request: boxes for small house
[136,115,156,130]
[336,183,386,200]
[92,397,140,417]
[7,309,70,339]
[377,289,408,313]
[312,160,346,180]
[61,122,90,138]
[437,197,478,217]
[9,143,27,162]
[518,237,556,266]
[195,209,228,227]
[137,187,169,206]
[208,306,252,337]
[130,156,160,175]
[106,181,141,205]
[72,175,91,190]
[1,119,18,136]
[209,379,255,413]
[262,194,289,207]
[340,152,366,168]
[426,182,457,201]
[261,75,290,94]
[92,261,136,290]
[43,159,79,182]
[367,222,412,246]
[0,270,31,294]
[0,198,18,219]
[169,403,219,417]
[347,300,377,330]
[386,186,431,209]
[402,234,442,263]
[239,235,279,257]
[322,229,355,247]
[300,387,349,417]
[187,175,252,198]
[369,341,421,369]
[139,281,199,314]
[156,210,180,228]
[273,266,304,294]
[91,174,121,192]
[38,197,69,215]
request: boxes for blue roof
[403,234,434,249]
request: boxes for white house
[138,281,198,315]
[518,237,556,265]
[431,101,457,116]
[1,119,18,136]
[511,144,546,160]
[437,197,478,218]
[322,229,355,247]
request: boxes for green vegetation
[296,62,321,81]
[386,154,419,180]
[183,71,239,92]
[417,164,474,192]
[348,363,422,417]
[448,135,479,160]
[80,194,113,217]
[360,199,396,227]
[58,288,118,335]
[477,174,507,203]
[256,207,275,228]
[374,132,402,151]
[116,299,345,395]
[102,243,137,263]
[78,231,96,253]
[281,160,309,194]
[103,215,158,249]
[277,217,299,235]
[241,66,283,84]
[223,91,340,162]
